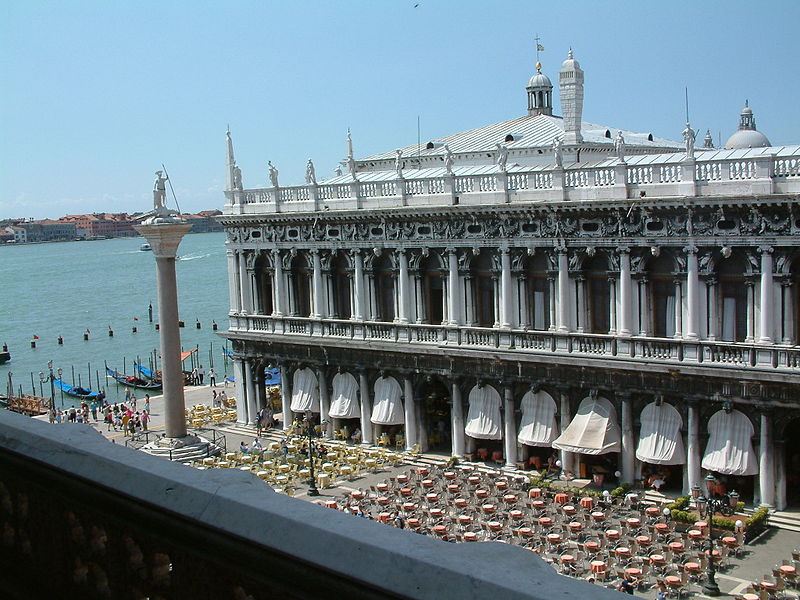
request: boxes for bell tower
[559,49,584,144]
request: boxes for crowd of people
[47,389,152,438]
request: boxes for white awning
[290,367,319,413]
[701,409,757,476]
[517,389,558,447]
[370,376,404,425]
[329,372,360,419]
[636,401,686,465]
[552,396,620,455]
[465,385,502,440]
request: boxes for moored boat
[105,366,162,391]
[54,379,100,400]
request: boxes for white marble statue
[153,171,168,211]
[683,122,696,159]
[305,159,317,185]
[553,137,564,168]
[614,131,626,163]
[496,144,508,172]
[395,149,403,177]
[232,164,243,190]
[268,161,279,188]
[444,144,454,175]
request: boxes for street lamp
[38,361,61,411]
[696,473,738,597]
[303,410,320,497]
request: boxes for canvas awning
[465,385,502,440]
[636,401,685,465]
[552,396,621,455]
[701,409,757,476]
[290,367,319,413]
[328,372,360,419]
[517,389,558,447]
[371,376,404,425]
[264,368,281,387]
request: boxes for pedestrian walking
[207,367,217,387]
[191,367,198,385]
[90,400,98,422]
[197,365,206,385]
[141,410,150,431]
[144,394,151,414]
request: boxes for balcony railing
[0,411,618,600]
[231,314,800,375]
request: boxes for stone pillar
[706,278,717,340]
[317,368,332,440]
[397,249,410,323]
[280,365,292,430]
[134,220,192,439]
[620,393,634,485]
[233,357,247,426]
[782,281,795,344]
[619,248,632,336]
[638,278,650,336]
[254,363,266,414]
[447,249,461,325]
[548,276,557,331]
[745,280,756,343]
[673,279,683,338]
[272,250,285,316]
[311,249,324,319]
[503,386,516,467]
[608,277,617,334]
[558,388,574,476]
[403,375,418,450]
[226,248,241,313]
[244,360,257,426]
[238,251,252,314]
[352,250,365,321]
[557,248,569,332]
[575,276,585,333]
[775,438,787,510]
[358,371,373,444]
[451,379,465,457]
[759,408,775,507]
[517,276,528,329]
[686,399,701,495]
[500,248,513,328]
[759,247,774,343]
[685,246,699,339]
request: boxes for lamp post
[696,473,738,596]
[38,361,61,411]
[304,410,320,496]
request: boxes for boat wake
[177,252,209,261]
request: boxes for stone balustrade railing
[228,152,800,214]
[234,314,800,375]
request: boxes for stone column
[619,248,632,336]
[759,247,774,343]
[492,276,501,327]
[254,363,266,414]
[638,278,650,336]
[352,250,365,321]
[451,379,465,457]
[620,393,634,485]
[272,249,285,316]
[706,278,717,340]
[575,276,586,333]
[558,387,574,476]
[548,276,557,331]
[317,368,332,440]
[685,246,699,339]
[608,277,617,334]
[135,220,192,439]
[673,279,683,338]
[503,386,516,467]
[226,248,241,313]
[238,251,252,314]
[358,371,373,444]
[233,357,247,426]
[557,248,569,332]
[759,408,775,507]
[782,281,795,344]
[403,375,418,450]
[244,360,257,426]
[447,249,461,325]
[517,276,528,329]
[500,248,513,328]
[775,437,787,510]
[745,280,756,342]
[686,399,701,495]
[311,249,324,319]
[397,249,410,323]
[280,365,292,430]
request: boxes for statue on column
[683,122,696,159]
[305,159,317,185]
[268,161,279,188]
[232,164,243,190]
[153,171,168,211]
[614,131,626,163]
[444,144,454,175]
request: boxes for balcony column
[673,279,683,338]
[239,251,252,314]
[358,370,373,445]
[745,280,756,343]
[233,357,247,426]
[492,275,501,327]
[272,250,285,316]
[280,364,292,431]
[758,246,774,343]
[558,387,574,476]
[311,249,324,319]
[517,276,529,329]
[557,248,569,332]
[403,375,418,450]
[397,249,410,324]
[618,248,632,336]
[685,399,701,495]
[782,281,795,344]
[447,249,462,325]
[548,276,557,330]
[685,246,699,339]
[500,247,513,328]
[450,379,465,458]
[759,407,775,507]
[637,277,650,336]
[254,363,266,414]
[575,276,586,333]
[315,368,332,440]
[244,359,258,426]
[619,393,634,485]
[608,277,617,334]
[226,249,241,313]
[412,271,425,323]
[503,386,517,467]
[351,250,365,321]
[463,276,475,325]
[705,277,717,340]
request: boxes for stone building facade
[219,50,800,509]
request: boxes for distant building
[4,225,25,243]
[59,213,136,238]
[183,210,224,233]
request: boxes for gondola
[54,379,100,400]
[106,366,162,391]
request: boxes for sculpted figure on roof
[305,159,317,185]
[683,122,696,159]
[496,144,508,172]
[553,137,564,168]
[153,171,168,211]
[232,164,243,190]
[268,161,279,188]
[395,149,403,178]
[444,144,454,175]
[614,131,626,164]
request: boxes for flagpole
[161,163,182,214]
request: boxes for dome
[528,71,552,88]
[561,49,580,71]
[724,129,771,149]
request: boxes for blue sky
[1,0,798,220]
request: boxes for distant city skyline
[2,0,798,220]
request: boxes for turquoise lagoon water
[0,232,230,405]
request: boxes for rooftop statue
[305,159,317,185]
[614,131,626,163]
[395,149,404,178]
[496,144,509,172]
[444,144,454,175]
[232,164,243,190]
[683,122,696,159]
[553,137,564,168]
[153,170,168,211]
[268,161,279,188]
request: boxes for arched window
[254,253,273,315]
[584,254,610,334]
[330,253,351,319]
[373,255,396,322]
[290,253,312,317]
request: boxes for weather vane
[535,35,544,66]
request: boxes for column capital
[616,245,631,255]
[755,402,774,416]
[682,245,699,255]
[757,245,774,255]
[554,243,568,254]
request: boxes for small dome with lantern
[724,101,771,149]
